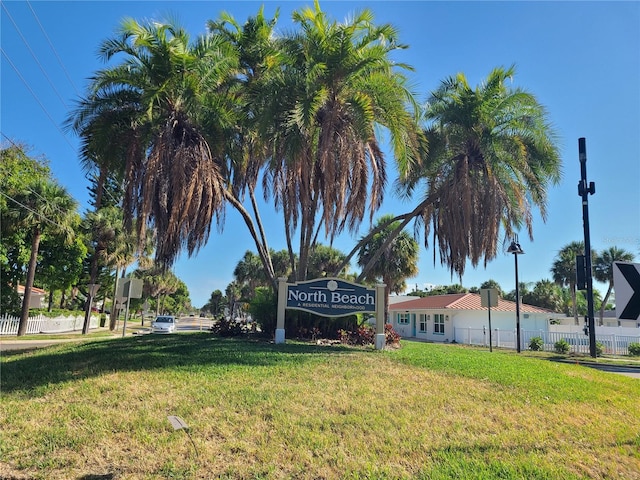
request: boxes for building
[16,285,47,309]
[388,293,557,343]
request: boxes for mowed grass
[0,335,639,479]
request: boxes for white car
[151,315,176,334]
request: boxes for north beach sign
[286,278,376,317]
[276,277,386,349]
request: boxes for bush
[385,323,401,345]
[554,339,570,354]
[595,341,604,357]
[210,317,251,337]
[529,336,544,351]
[628,342,640,356]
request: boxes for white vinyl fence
[455,326,640,356]
[0,314,99,335]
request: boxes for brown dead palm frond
[125,112,226,268]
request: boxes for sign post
[480,288,499,352]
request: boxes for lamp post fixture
[507,240,525,353]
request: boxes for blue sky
[2,1,639,308]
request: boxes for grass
[0,334,639,480]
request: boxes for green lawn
[1,334,638,479]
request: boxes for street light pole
[507,240,525,353]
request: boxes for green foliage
[595,341,604,357]
[528,336,544,351]
[210,317,252,337]
[248,286,277,335]
[339,325,376,346]
[554,338,570,354]
[628,342,640,356]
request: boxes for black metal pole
[514,253,521,353]
[578,138,597,358]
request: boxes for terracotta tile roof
[16,285,46,295]
[390,293,554,314]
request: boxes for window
[397,312,410,325]
[419,314,428,332]
[434,314,445,334]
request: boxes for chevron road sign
[613,262,640,321]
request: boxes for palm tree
[261,2,420,281]
[9,180,77,336]
[551,241,586,324]
[593,246,635,325]
[73,18,237,271]
[357,214,419,320]
[350,66,561,282]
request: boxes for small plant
[384,323,401,345]
[628,342,640,356]
[554,338,570,354]
[210,317,250,337]
[595,341,605,357]
[528,336,544,351]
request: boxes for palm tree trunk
[18,227,41,336]
[82,252,100,334]
[599,283,613,326]
[47,289,54,312]
[109,266,121,331]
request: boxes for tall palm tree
[551,241,586,324]
[9,180,77,336]
[593,246,635,325]
[73,18,237,270]
[357,214,419,320]
[261,1,420,281]
[350,66,561,282]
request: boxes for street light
[507,240,525,353]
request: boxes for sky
[1,1,639,308]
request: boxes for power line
[0,189,73,233]
[1,2,69,108]
[26,0,81,97]
[0,48,77,153]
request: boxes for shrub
[554,339,570,354]
[385,323,401,345]
[595,341,605,357]
[628,342,640,356]
[529,336,544,351]
[210,317,250,337]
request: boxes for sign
[116,278,143,299]
[480,288,499,308]
[286,278,376,317]
[613,262,640,320]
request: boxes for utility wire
[1,2,69,108]
[26,0,82,97]
[1,48,77,153]
[0,189,72,232]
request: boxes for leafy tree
[36,227,87,311]
[479,280,504,298]
[357,214,419,319]
[203,289,227,317]
[307,245,349,280]
[0,143,51,314]
[8,179,77,335]
[593,246,634,325]
[521,279,564,312]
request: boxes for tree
[259,2,420,282]
[203,289,227,317]
[593,246,635,325]
[479,280,504,298]
[348,66,561,283]
[8,179,77,335]
[70,18,235,271]
[0,142,51,315]
[522,279,564,312]
[551,241,586,324]
[357,214,419,319]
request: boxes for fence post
[612,334,617,356]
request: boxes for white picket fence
[0,313,100,335]
[455,327,640,356]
